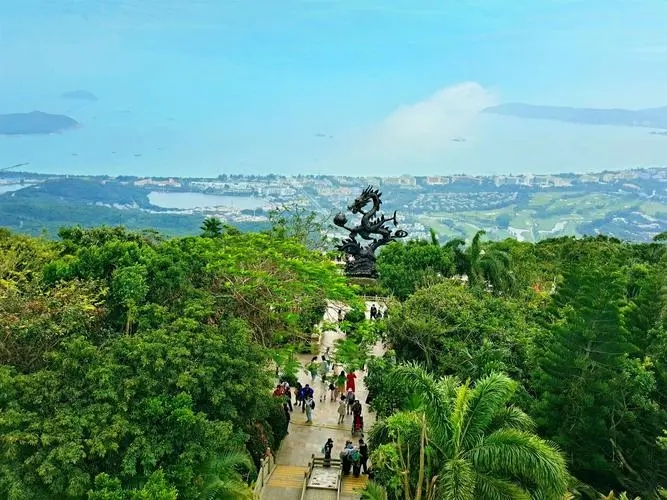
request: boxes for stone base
[344,258,377,279]
[347,277,379,287]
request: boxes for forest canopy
[0,224,352,499]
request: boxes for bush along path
[261,301,386,500]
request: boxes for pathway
[261,301,385,500]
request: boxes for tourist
[336,370,346,396]
[351,399,362,417]
[346,389,355,415]
[302,384,314,413]
[350,446,362,477]
[295,382,304,408]
[272,384,284,398]
[370,303,377,320]
[322,438,334,467]
[340,441,354,476]
[338,308,344,322]
[358,439,369,474]
[284,384,293,411]
[328,379,336,401]
[283,402,291,429]
[319,356,329,381]
[346,370,357,392]
[304,395,315,424]
[337,396,347,424]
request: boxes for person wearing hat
[322,438,334,467]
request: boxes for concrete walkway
[261,301,385,500]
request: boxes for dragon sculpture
[333,185,408,278]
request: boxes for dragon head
[348,185,382,214]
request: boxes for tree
[267,204,330,251]
[377,240,454,300]
[199,451,255,500]
[369,364,568,500]
[200,217,223,238]
[531,260,667,494]
[384,281,536,384]
[462,230,515,293]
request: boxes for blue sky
[1,0,667,176]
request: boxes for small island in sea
[60,90,98,101]
[0,111,79,135]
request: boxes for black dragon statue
[333,185,408,278]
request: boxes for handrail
[252,449,276,499]
[299,455,316,500]
[300,454,343,499]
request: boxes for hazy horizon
[2,1,667,177]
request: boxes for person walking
[284,384,293,411]
[370,303,377,320]
[283,402,291,431]
[336,370,346,396]
[302,384,314,413]
[304,395,315,424]
[346,370,357,392]
[358,439,369,474]
[295,382,303,408]
[337,396,347,424]
[346,389,355,415]
[328,379,336,401]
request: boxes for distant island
[60,90,98,101]
[0,111,79,135]
[484,103,667,130]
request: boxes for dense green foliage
[0,224,351,498]
[368,233,667,498]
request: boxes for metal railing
[300,454,342,500]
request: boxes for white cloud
[348,82,498,171]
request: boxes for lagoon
[148,191,267,210]
[0,183,33,194]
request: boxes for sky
[1,0,667,177]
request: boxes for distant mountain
[60,90,98,101]
[483,103,667,129]
[0,111,79,135]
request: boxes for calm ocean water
[1,1,666,178]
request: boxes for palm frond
[459,373,517,449]
[202,479,254,500]
[465,428,568,498]
[473,471,531,500]
[387,363,456,444]
[361,480,389,500]
[438,458,475,500]
[488,405,535,433]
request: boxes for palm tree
[201,217,223,238]
[368,364,568,500]
[199,450,255,500]
[444,231,514,293]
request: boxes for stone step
[341,474,368,495]
[267,465,306,489]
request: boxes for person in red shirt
[273,384,284,397]
[346,371,357,392]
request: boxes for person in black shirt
[358,438,369,474]
[323,438,334,467]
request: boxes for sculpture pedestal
[344,257,377,279]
